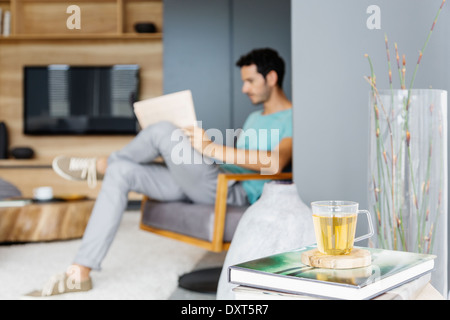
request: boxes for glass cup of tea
[311,201,374,255]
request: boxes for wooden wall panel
[16,2,118,34]
[0,39,162,161]
[0,0,163,200]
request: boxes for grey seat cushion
[0,179,22,200]
[141,200,249,242]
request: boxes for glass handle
[354,209,375,243]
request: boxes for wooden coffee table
[0,199,95,243]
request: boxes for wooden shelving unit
[0,0,163,199]
[0,0,163,41]
[0,32,162,41]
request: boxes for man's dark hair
[236,48,285,89]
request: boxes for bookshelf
[0,0,163,40]
[0,0,163,199]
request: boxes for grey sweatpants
[74,121,248,270]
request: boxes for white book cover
[232,273,432,300]
[0,199,32,207]
[133,90,197,130]
[3,10,10,37]
[229,245,436,300]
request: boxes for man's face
[240,64,271,105]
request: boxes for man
[26,48,293,297]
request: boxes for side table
[0,199,95,242]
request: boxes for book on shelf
[2,10,10,37]
[232,273,432,300]
[228,245,436,300]
[0,8,3,35]
[0,198,32,207]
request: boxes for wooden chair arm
[211,171,292,251]
[140,171,293,252]
[219,171,292,182]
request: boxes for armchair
[139,172,292,252]
[139,171,292,292]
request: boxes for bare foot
[66,264,92,282]
[96,157,108,175]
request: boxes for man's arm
[184,126,292,175]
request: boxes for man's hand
[183,126,213,156]
[183,126,292,175]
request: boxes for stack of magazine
[228,245,436,300]
[0,198,32,207]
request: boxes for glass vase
[368,89,448,297]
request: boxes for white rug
[0,211,207,300]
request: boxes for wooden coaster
[301,248,372,269]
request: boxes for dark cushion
[141,200,249,242]
[0,179,22,200]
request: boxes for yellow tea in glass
[311,201,374,255]
[312,213,357,255]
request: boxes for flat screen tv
[24,64,140,135]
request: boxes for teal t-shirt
[220,108,293,204]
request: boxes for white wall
[291,0,449,295]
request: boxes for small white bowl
[33,186,53,201]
